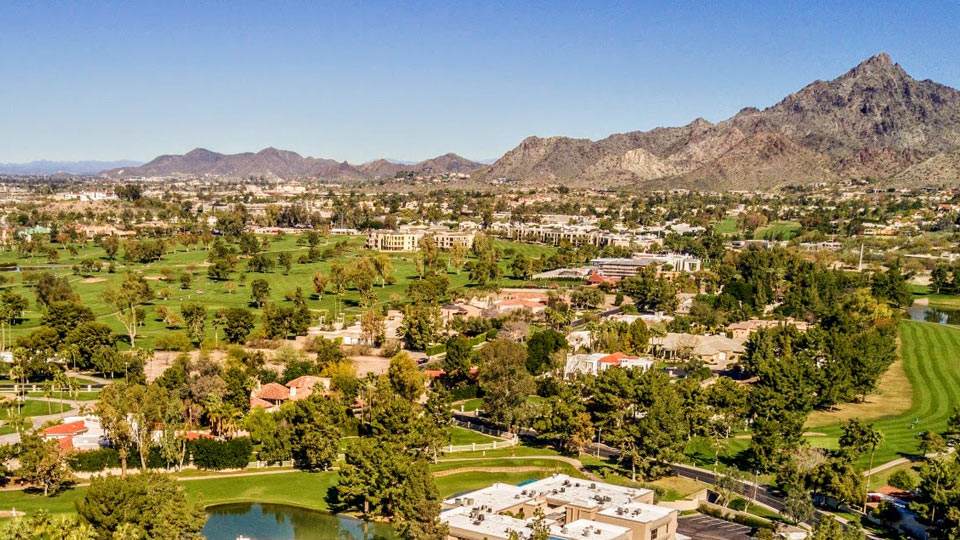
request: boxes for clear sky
[1,1,958,164]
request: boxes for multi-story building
[591,253,701,278]
[441,474,680,540]
[365,228,475,252]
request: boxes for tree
[388,352,424,402]
[222,307,255,344]
[206,258,232,281]
[250,278,270,307]
[180,302,207,344]
[525,329,568,375]
[63,321,116,370]
[372,253,393,287]
[478,339,534,430]
[443,335,474,384]
[278,251,293,274]
[511,254,532,280]
[871,263,912,308]
[76,472,207,539]
[41,300,95,342]
[17,433,72,495]
[101,274,152,347]
[95,382,136,475]
[361,309,386,346]
[534,382,594,454]
[0,291,27,350]
[838,419,883,511]
[312,270,329,301]
[101,235,120,259]
[399,304,440,351]
[34,272,78,307]
[783,488,815,524]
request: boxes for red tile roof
[253,382,290,401]
[56,437,73,451]
[598,352,639,366]
[250,396,277,410]
[42,421,86,436]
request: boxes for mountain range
[480,53,960,190]
[98,54,960,190]
[0,160,142,176]
[102,148,484,180]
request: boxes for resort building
[365,229,475,252]
[441,474,680,540]
[564,352,655,378]
[591,254,701,278]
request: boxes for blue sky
[1,1,958,163]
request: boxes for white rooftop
[521,474,651,510]
[550,519,630,540]
[598,501,675,524]
[443,482,529,513]
[442,506,530,540]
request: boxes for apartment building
[365,229,475,252]
[441,474,680,540]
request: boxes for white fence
[445,419,518,453]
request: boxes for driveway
[678,514,755,540]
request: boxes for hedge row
[189,438,253,470]
[697,504,773,530]
[426,332,489,356]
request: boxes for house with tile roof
[249,376,331,412]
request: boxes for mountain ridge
[480,53,960,189]
[103,149,484,180]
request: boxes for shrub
[888,470,915,491]
[189,438,253,470]
[154,332,193,351]
[70,448,121,472]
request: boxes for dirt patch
[81,277,107,283]
[144,275,166,281]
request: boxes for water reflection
[203,503,396,540]
[907,304,960,325]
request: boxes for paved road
[678,514,754,540]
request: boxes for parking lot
[678,514,755,539]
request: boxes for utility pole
[858,243,864,272]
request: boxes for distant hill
[479,53,960,190]
[103,148,484,180]
[0,160,141,176]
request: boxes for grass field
[0,235,558,352]
[448,426,499,445]
[754,221,801,240]
[713,217,738,235]
[813,321,960,467]
[0,454,580,519]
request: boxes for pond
[906,303,960,325]
[203,503,396,540]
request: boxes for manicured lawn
[1,235,558,351]
[436,471,554,498]
[753,220,801,240]
[454,398,483,413]
[713,217,738,235]
[448,426,499,445]
[0,486,82,516]
[431,458,581,476]
[183,471,338,511]
[867,461,921,490]
[813,321,960,467]
[26,391,100,401]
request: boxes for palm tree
[862,426,884,512]
[41,381,53,415]
[53,371,69,416]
